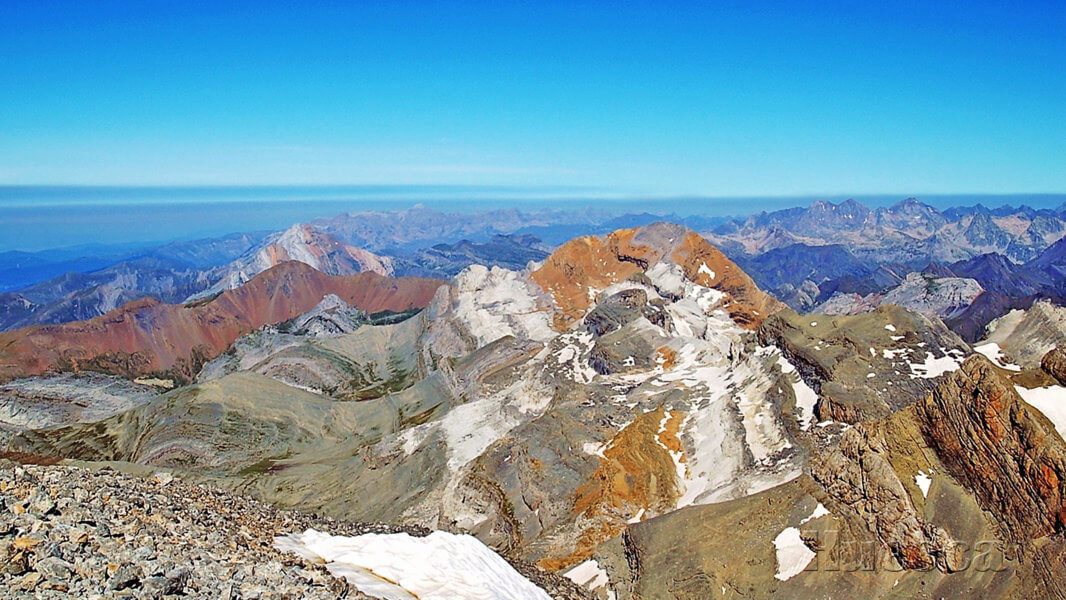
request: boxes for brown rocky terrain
[811,411,963,572]
[916,355,1066,544]
[759,304,970,422]
[1041,346,1066,385]
[6,222,1066,599]
[0,262,444,384]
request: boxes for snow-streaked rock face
[777,356,819,430]
[362,228,805,571]
[398,372,554,472]
[816,272,983,319]
[275,529,551,600]
[451,264,555,347]
[982,301,1066,369]
[188,224,394,301]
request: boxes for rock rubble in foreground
[0,459,589,600]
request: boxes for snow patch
[915,471,932,498]
[776,356,818,430]
[275,529,551,600]
[800,503,830,524]
[908,351,962,379]
[698,262,716,280]
[656,410,687,486]
[974,343,1021,371]
[773,527,816,581]
[1015,385,1066,438]
[564,559,610,592]
[582,442,606,458]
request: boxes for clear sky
[1,1,1064,195]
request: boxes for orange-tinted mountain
[532,223,784,330]
[0,261,444,384]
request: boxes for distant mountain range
[714,198,1066,338]
[0,199,1064,344]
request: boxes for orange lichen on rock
[656,410,686,459]
[656,346,678,370]
[543,406,685,571]
[671,231,784,329]
[530,230,644,330]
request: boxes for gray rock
[35,556,74,582]
[107,565,141,591]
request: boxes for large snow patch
[275,529,551,600]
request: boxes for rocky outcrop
[916,355,1066,543]
[0,262,444,384]
[815,272,983,320]
[981,301,1066,368]
[1043,347,1066,385]
[811,416,963,572]
[584,288,668,338]
[391,233,551,279]
[0,373,159,431]
[0,461,358,598]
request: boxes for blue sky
[1,1,1064,195]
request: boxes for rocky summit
[1,220,1066,599]
[0,460,588,600]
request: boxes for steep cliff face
[811,414,962,572]
[0,262,444,384]
[1041,347,1066,386]
[916,355,1066,543]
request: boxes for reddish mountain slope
[532,223,783,330]
[0,261,444,383]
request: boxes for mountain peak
[532,224,782,330]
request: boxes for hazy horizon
[1,185,1064,253]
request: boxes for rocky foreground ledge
[0,459,589,599]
